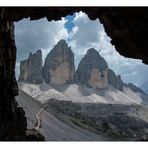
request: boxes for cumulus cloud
[68,12,103,55]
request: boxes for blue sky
[64,14,75,33]
[14,11,148,92]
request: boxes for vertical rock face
[43,39,75,85]
[75,48,108,89]
[108,69,124,91]
[19,49,43,84]
[0,13,27,140]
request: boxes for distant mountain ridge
[140,82,148,94]
[18,39,148,100]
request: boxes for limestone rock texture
[19,49,43,84]
[43,39,75,85]
[75,48,108,89]
[108,69,124,91]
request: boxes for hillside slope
[16,90,112,141]
[16,89,148,141]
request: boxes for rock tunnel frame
[0,7,148,140]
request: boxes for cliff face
[75,48,125,91]
[19,49,43,84]
[0,18,27,140]
[75,48,108,89]
[108,69,124,91]
[43,39,75,85]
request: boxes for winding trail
[35,105,47,130]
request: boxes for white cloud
[69,11,102,51]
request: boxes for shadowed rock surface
[127,83,146,94]
[0,18,27,140]
[108,69,124,91]
[75,48,108,89]
[140,82,148,94]
[25,129,45,141]
[43,39,75,85]
[19,49,42,84]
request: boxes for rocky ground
[16,89,148,141]
[16,90,113,141]
[47,99,148,141]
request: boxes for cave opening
[1,7,148,141]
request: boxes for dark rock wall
[108,69,124,91]
[0,9,27,140]
[96,8,148,64]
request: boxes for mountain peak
[19,50,43,84]
[57,39,67,45]
[87,48,99,55]
[29,49,42,58]
[43,39,75,85]
[75,48,108,89]
[36,49,42,54]
[56,39,68,49]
